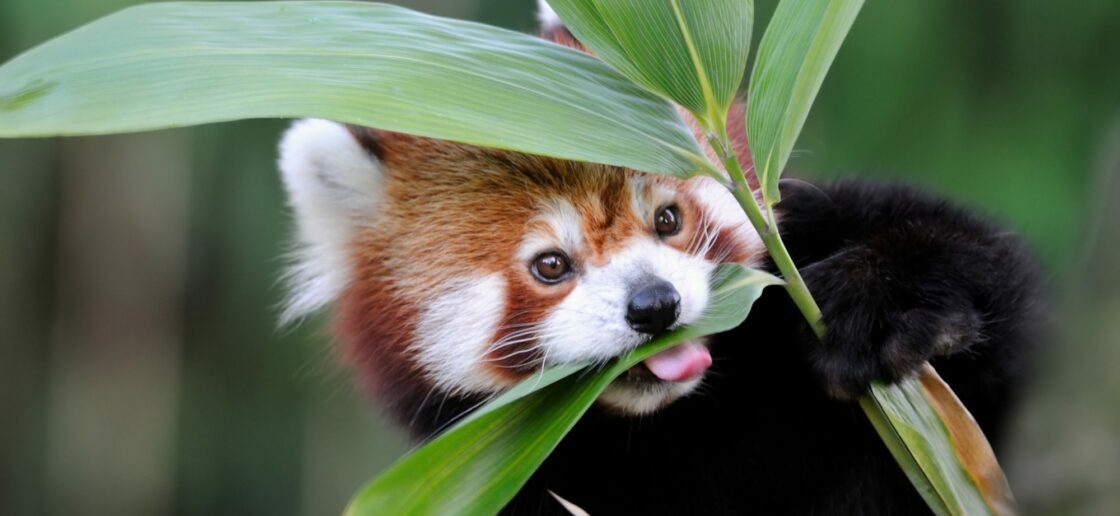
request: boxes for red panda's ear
[277,119,385,321]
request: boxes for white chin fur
[537,0,562,30]
[599,376,704,415]
[277,119,383,323]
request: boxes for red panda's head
[277,3,764,419]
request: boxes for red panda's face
[279,120,762,415]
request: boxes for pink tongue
[642,342,712,382]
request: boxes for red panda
[279,116,760,419]
[276,3,1041,514]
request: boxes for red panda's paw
[808,307,983,400]
[798,245,983,401]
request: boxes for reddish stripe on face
[709,225,754,263]
[485,270,572,380]
[578,175,645,265]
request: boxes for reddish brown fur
[541,25,588,53]
[336,249,426,421]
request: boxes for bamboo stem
[708,132,825,338]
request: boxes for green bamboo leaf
[0,1,707,177]
[916,366,1016,515]
[546,0,752,132]
[861,365,1015,516]
[746,0,863,204]
[344,265,781,516]
[859,396,954,516]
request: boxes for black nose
[626,280,681,334]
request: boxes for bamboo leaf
[344,266,780,516]
[546,0,753,132]
[746,0,863,203]
[916,365,1016,515]
[860,365,1015,515]
[0,1,707,177]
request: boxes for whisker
[408,382,442,430]
[479,345,544,364]
[427,390,502,437]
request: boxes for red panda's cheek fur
[335,250,428,423]
[711,225,757,264]
[679,191,755,263]
[682,176,768,266]
[485,269,575,380]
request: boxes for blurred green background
[1,1,1117,515]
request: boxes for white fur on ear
[537,0,562,30]
[278,118,384,322]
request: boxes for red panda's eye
[531,252,572,284]
[655,205,682,237]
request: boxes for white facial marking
[628,177,679,220]
[688,176,766,265]
[415,274,507,394]
[599,376,704,415]
[538,239,715,365]
[278,119,384,323]
[517,199,585,262]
